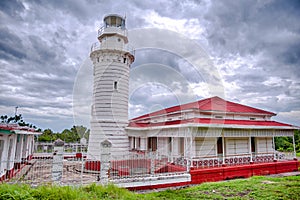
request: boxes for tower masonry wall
[87,39,134,159]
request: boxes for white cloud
[142,11,205,39]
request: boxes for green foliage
[0,114,37,129]
[275,130,300,153]
[37,125,90,143]
[37,129,58,142]
[0,176,300,199]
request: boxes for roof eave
[126,123,296,131]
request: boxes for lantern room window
[114,81,118,90]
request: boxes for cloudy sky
[0,0,299,132]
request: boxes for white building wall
[140,138,147,151]
[0,135,8,176]
[6,136,17,170]
[195,138,216,157]
[256,137,273,153]
[22,135,28,159]
[14,134,23,162]
[172,138,180,156]
[157,137,169,155]
[88,51,133,159]
[225,138,249,155]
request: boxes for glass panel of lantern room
[105,17,110,27]
[116,17,121,27]
[111,16,116,26]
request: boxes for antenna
[15,106,18,116]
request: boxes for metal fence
[2,149,188,186]
[1,147,295,186]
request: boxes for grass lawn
[0,175,299,199]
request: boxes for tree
[37,129,57,142]
[275,130,300,153]
[55,125,90,143]
[71,125,90,141]
[0,114,37,129]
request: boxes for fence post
[100,140,111,185]
[52,139,64,184]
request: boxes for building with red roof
[127,96,297,167]
[0,123,40,181]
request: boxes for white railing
[189,152,296,168]
[191,156,223,168]
[252,153,274,163]
[90,42,135,55]
[275,151,295,161]
[110,151,187,179]
[225,154,251,166]
[34,142,88,154]
[2,150,296,186]
[98,26,128,38]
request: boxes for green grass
[0,176,300,200]
[296,152,300,157]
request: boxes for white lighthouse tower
[87,14,134,159]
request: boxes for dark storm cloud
[201,0,300,124]
[0,0,299,130]
[0,0,25,17]
[0,27,27,61]
[205,0,300,65]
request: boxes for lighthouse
[87,14,134,159]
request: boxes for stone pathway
[267,171,300,177]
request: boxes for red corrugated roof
[131,96,275,121]
[128,118,293,128]
[0,123,37,132]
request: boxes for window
[168,137,172,153]
[215,115,223,119]
[123,57,126,63]
[251,137,256,153]
[250,117,256,120]
[114,81,118,90]
[217,137,223,154]
[148,137,157,151]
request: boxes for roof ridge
[131,96,276,121]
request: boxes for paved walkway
[267,171,300,177]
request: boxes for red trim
[127,181,190,191]
[127,160,298,190]
[0,123,38,133]
[190,160,298,185]
[129,118,294,128]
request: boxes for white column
[222,133,225,164]
[292,135,296,159]
[171,137,174,162]
[249,135,253,162]
[272,131,276,160]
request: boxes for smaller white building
[0,123,40,180]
